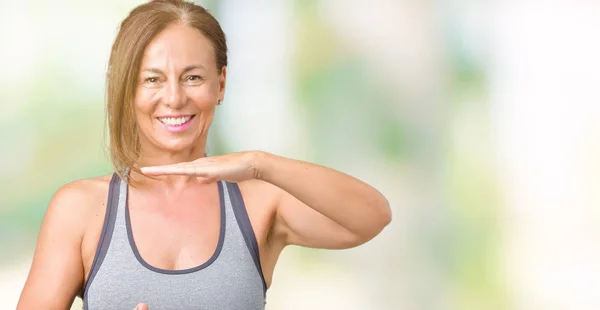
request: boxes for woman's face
[134,23,226,155]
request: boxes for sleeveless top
[82,173,267,309]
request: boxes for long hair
[106,0,227,184]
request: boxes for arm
[257,152,392,249]
[140,151,392,250]
[17,182,90,310]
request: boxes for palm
[140,151,260,183]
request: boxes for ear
[218,66,227,101]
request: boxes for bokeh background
[1,0,600,309]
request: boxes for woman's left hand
[140,151,263,183]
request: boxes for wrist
[250,150,273,181]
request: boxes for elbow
[382,206,392,228]
[375,198,392,231]
[358,199,392,243]
[372,191,392,225]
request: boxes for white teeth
[159,116,192,126]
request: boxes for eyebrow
[141,65,206,75]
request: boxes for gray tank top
[82,173,267,309]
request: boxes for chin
[156,138,200,153]
[139,122,206,154]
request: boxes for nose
[164,80,185,109]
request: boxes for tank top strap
[82,173,121,299]
[224,182,267,295]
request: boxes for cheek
[133,93,159,138]
[192,94,215,108]
[134,88,159,115]
[189,83,220,107]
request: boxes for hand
[140,151,264,183]
[133,303,149,310]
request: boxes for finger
[141,164,202,176]
[134,303,149,310]
[198,176,218,184]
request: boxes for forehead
[140,23,215,70]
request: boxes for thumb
[135,303,149,310]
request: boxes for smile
[158,115,194,126]
[156,115,195,132]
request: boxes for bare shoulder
[17,174,114,309]
[45,174,113,239]
[237,178,281,209]
[236,178,281,236]
[44,174,115,279]
[48,175,112,220]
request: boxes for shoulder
[17,174,114,308]
[44,174,114,238]
[235,179,282,235]
[49,174,112,212]
[236,178,282,207]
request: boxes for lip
[156,114,196,133]
[156,114,195,119]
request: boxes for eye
[145,77,159,83]
[186,75,203,82]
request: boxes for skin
[17,23,391,310]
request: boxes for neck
[132,142,207,188]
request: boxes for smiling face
[134,22,226,156]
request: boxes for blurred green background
[2,1,600,309]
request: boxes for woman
[17,1,391,309]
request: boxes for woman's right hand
[133,303,149,310]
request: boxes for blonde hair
[106,0,227,183]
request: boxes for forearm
[256,152,392,239]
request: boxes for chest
[81,180,279,289]
[82,180,267,309]
[85,257,265,310]
[126,184,222,271]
